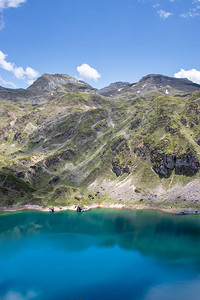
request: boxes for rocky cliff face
[0,73,200,210]
[151,151,200,177]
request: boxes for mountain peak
[139,74,192,84]
[27,73,79,91]
[99,74,200,98]
[26,73,97,94]
[98,81,130,96]
[133,73,200,94]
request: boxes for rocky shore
[1,203,199,215]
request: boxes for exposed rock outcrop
[0,72,200,209]
[152,152,200,177]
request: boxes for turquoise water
[1,209,200,300]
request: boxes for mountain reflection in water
[1,209,200,300]
[1,209,200,261]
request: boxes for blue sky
[0,0,200,89]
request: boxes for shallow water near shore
[1,209,200,300]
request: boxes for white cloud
[157,9,172,19]
[0,74,16,88]
[180,1,200,17]
[0,50,39,84]
[0,0,26,10]
[174,68,200,84]
[0,50,13,71]
[77,63,101,82]
[25,67,39,79]
[12,66,38,80]
[27,79,34,85]
[13,66,24,79]
[139,0,200,19]
[181,5,200,18]
[0,0,26,29]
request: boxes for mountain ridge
[98,74,200,97]
[1,73,200,103]
[0,72,200,212]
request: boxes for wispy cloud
[0,74,16,88]
[0,50,39,85]
[77,63,101,82]
[0,0,26,11]
[0,0,27,30]
[157,9,172,19]
[181,3,200,18]
[174,68,200,84]
[139,0,200,19]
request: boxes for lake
[1,209,200,300]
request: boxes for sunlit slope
[0,74,200,210]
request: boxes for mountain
[27,73,96,93]
[98,81,130,97]
[0,73,96,106]
[0,73,200,212]
[99,74,200,98]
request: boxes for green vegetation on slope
[0,75,200,210]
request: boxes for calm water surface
[1,209,200,300]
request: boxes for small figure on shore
[76,205,90,212]
[76,205,82,212]
[49,207,55,213]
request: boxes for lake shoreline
[0,203,198,215]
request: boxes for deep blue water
[1,209,200,300]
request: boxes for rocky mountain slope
[0,73,200,211]
[98,74,200,98]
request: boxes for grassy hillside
[0,74,200,211]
